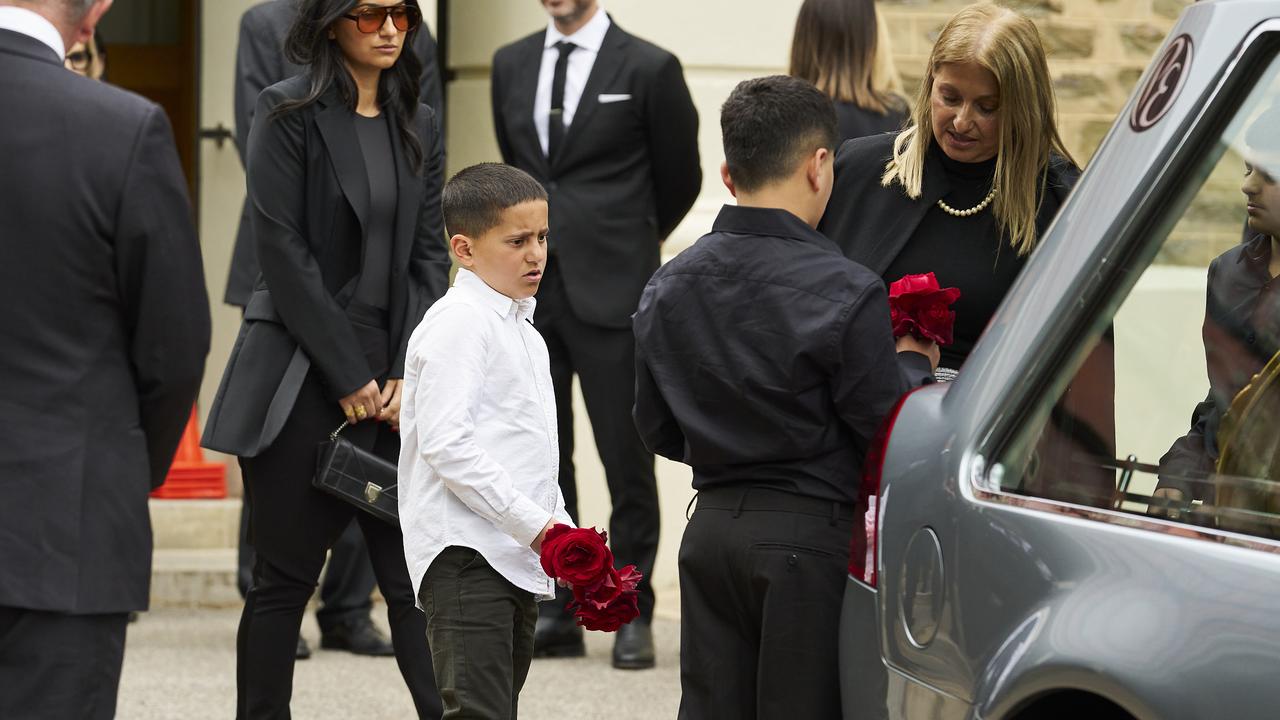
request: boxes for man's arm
[644,53,701,240]
[393,108,451,378]
[414,26,445,123]
[233,8,279,166]
[830,284,930,455]
[490,49,515,164]
[632,290,687,461]
[633,345,686,462]
[115,106,212,487]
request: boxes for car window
[995,46,1280,543]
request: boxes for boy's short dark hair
[442,163,548,238]
[720,75,838,193]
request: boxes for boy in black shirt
[632,75,937,719]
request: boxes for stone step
[149,498,241,550]
[151,548,240,609]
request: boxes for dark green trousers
[420,546,538,720]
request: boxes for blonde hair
[788,0,903,114]
[881,2,1075,255]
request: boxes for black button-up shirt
[1160,233,1280,499]
[632,205,933,503]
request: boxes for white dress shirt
[0,7,65,59]
[533,7,612,157]
[399,269,572,601]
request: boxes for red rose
[539,524,614,589]
[570,564,641,610]
[914,298,956,346]
[574,591,641,633]
[889,272,942,296]
[887,272,961,346]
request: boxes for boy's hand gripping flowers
[538,524,642,633]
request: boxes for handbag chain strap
[330,421,349,441]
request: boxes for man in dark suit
[224,0,445,659]
[491,0,701,669]
[0,1,211,716]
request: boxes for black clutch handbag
[314,422,399,525]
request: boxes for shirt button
[1247,332,1257,345]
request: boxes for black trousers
[677,486,854,720]
[238,500,377,633]
[420,547,538,720]
[236,315,440,719]
[233,306,378,630]
[535,261,660,620]
[0,607,128,720]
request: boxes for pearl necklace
[937,187,997,217]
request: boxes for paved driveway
[116,608,680,719]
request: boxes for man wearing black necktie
[491,0,701,669]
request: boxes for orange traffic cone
[151,405,227,499]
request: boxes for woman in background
[820,1,1079,376]
[789,0,907,141]
[65,28,106,80]
[200,0,449,716]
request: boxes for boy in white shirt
[399,163,572,719]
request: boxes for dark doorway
[97,0,200,194]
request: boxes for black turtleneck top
[881,143,1026,369]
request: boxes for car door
[870,5,1280,720]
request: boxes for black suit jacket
[818,132,1079,276]
[491,20,701,328]
[202,75,449,458]
[0,30,211,613]
[223,0,445,307]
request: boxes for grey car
[839,1,1280,718]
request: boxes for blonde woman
[789,0,907,141]
[820,1,1079,378]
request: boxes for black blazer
[0,30,211,613]
[833,98,907,144]
[819,132,1080,276]
[224,0,446,307]
[491,20,701,328]
[202,75,449,458]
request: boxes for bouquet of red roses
[888,272,961,346]
[539,524,642,632]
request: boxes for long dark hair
[272,0,425,172]
[789,0,895,114]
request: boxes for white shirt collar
[0,7,66,60]
[454,268,537,323]
[543,6,610,52]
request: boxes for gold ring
[355,406,367,418]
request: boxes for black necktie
[548,41,576,160]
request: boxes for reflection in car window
[1002,54,1280,541]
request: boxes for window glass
[998,51,1280,541]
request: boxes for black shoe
[296,635,312,660]
[532,613,585,658]
[612,619,654,670]
[320,617,395,657]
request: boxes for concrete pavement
[117,607,680,719]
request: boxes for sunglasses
[342,4,420,34]
[64,50,91,71]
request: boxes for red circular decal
[1130,34,1194,133]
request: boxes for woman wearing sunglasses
[201,1,449,716]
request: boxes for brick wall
[880,0,1194,162]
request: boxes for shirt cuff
[898,351,935,386]
[500,495,554,549]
